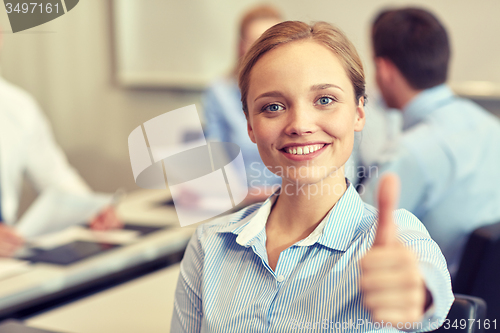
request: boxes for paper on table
[16,188,113,240]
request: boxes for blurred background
[0,0,499,216]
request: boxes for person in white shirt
[0,76,120,256]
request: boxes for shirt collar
[402,84,455,130]
[218,181,365,252]
[216,188,279,246]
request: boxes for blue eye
[263,104,284,112]
[316,96,334,105]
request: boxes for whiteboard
[113,0,500,97]
[113,0,258,89]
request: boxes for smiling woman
[244,38,365,190]
[171,21,453,333]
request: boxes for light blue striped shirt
[361,84,500,277]
[172,182,453,332]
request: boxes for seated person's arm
[360,126,452,219]
[202,86,229,143]
[360,147,427,215]
[89,206,122,230]
[24,105,121,230]
[24,104,91,196]
[0,224,24,257]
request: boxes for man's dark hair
[372,8,450,90]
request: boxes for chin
[280,174,347,197]
[285,166,342,184]
[282,175,323,186]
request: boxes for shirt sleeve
[360,123,453,219]
[361,146,428,216]
[23,102,91,194]
[171,229,205,333]
[202,85,229,143]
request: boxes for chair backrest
[433,294,487,333]
[453,221,500,319]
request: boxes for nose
[284,106,317,136]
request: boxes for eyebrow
[310,83,343,92]
[254,91,284,102]
[253,84,344,102]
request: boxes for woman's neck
[267,171,348,238]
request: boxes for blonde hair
[239,4,283,40]
[238,21,366,115]
[232,4,283,77]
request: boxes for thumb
[373,173,400,247]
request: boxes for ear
[354,96,366,132]
[375,57,402,85]
[247,116,257,143]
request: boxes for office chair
[433,294,487,333]
[453,221,500,320]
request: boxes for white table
[116,189,180,226]
[0,189,194,320]
[26,264,181,333]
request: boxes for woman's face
[246,40,365,186]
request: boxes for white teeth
[286,144,325,155]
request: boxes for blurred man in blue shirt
[361,8,500,277]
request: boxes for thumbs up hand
[360,174,428,326]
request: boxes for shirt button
[277,275,285,282]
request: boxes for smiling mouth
[281,143,328,155]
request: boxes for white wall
[0,0,498,213]
[115,0,500,92]
[0,0,202,199]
